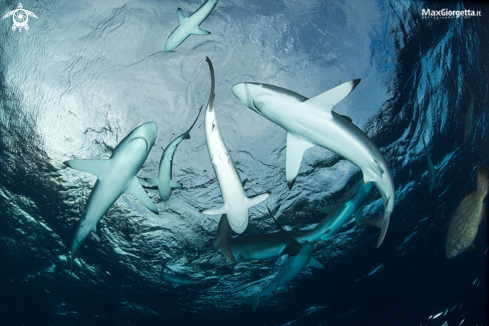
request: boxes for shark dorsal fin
[285,133,314,189]
[303,79,361,119]
[125,176,159,213]
[177,8,187,24]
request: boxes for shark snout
[232,83,260,112]
[132,122,158,151]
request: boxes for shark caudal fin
[362,213,390,248]
[212,215,236,263]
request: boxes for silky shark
[463,85,480,143]
[201,57,270,234]
[232,81,395,247]
[422,138,436,195]
[242,242,324,312]
[145,106,203,201]
[164,0,218,52]
[446,162,488,258]
[162,271,199,288]
[213,180,374,262]
[65,122,159,271]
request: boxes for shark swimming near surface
[162,271,199,288]
[232,81,395,247]
[65,122,159,272]
[164,0,218,52]
[241,242,324,312]
[213,180,374,262]
[145,106,203,201]
[463,85,480,143]
[446,162,488,258]
[201,57,270,234]
[422,138,436,194]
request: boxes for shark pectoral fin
[280,243,301,256]
[307,257,324,269]
[245,192,271,209]
[176,8,187,24]
[192,26,211,35]
[354,206,364,226]
[173,284,180,288]
[304,79,361,117]
[362,214,390,248]
[201,206,228,215]
[286,133,315,189]
[64,159,110,179]
[145,178,160,186]
[125,177,158,214]
[170,180,182,189]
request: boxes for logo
[2,3,38,31]
[421,8,482,19]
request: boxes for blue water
[0,0,487,325]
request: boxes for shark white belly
[201,58,270,234]
[65,122,158,271]
[232,82,395,247]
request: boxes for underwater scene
[0,0,487,325]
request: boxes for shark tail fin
[362,213,389,248]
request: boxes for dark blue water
[1,0,488,325]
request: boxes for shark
[65,122,159,271]
[463,85,480,143]
[164,0,218,52]
[213,180,374,262]
[201,57,270,234]
[446,162,488,258]
[145,106,203,201]
[422,138,436,194]
[232,81,395,247]
[242,242,324,312]
[162,271,199,288]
